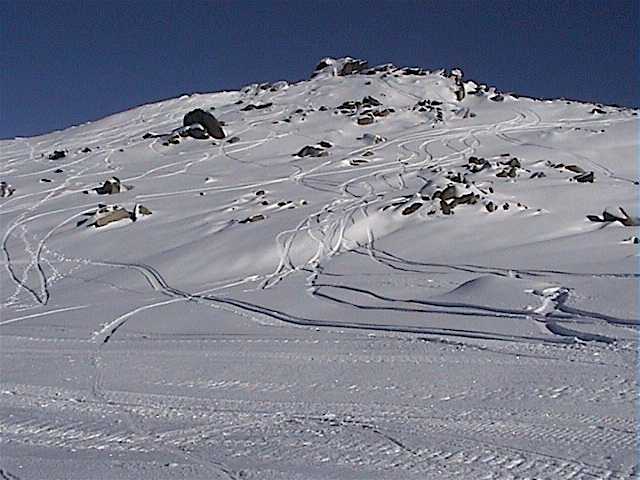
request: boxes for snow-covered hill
[1,57,638,479]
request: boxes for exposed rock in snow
[311,57,369,77]
[0,181,15,197]
[183,108,225,139]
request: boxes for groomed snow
[0,59,638,479]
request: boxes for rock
[93,208,130,227]
[338,59,368,76]
[564,164,585,173]
[400,67,427,76]
[241,102,273,111]
[372,108,393,118]
[436,185,457,201]
[183,109,226,139]
[590,108,606,114]
[349,159,368,166]
[489,94,504,102]
[54,169,64,173]
[94,177,122,195]
[318,141,333,148]
[311,57,368,78]
[359,133,386,144]
[530,171,546,179]
[496,166,517,178]
[132,204,152,220]
[467,156,491,172]
[401,203,422,215]
[502,157,521,168]
[573,171,594,183]
[485,201,497,212]
[188,127,209,140]
[0,181,15,197]
[362,151,374,157]
[48,150,66,160]
[440,200,453,215]
[40,178,52,183]
[226,136,240,144]
[357,115,374,125]
[362,95,382,107]
[294,146,327,157]
[450,193,478,207]
[81,147,92,153]
[446,172,465,184]
[239,214,265,224]
[142,133,154,139]
[587,207,640,226]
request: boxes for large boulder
[183,109,225,139]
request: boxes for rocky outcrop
[312,57,369,78]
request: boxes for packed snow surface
[1,59,638,479]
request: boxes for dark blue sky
[2,0,638,139]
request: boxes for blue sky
[1,0,638,139]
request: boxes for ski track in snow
[1,61,638,479]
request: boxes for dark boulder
[573,171,594,183]
[294,146,327,158]
[0,181,15,198]
[564,164,584,173]
[357,115,374,125]
[95,177,121,195]
[587,207,639,226]
[241,102,273,111]
[183,109,225,139]
[48,150,66,160]
[239,214,266,224]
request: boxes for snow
[0,59,638,479]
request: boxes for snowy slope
[0,58,638,479]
